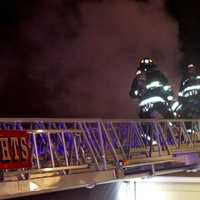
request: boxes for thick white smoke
[19,0,181,118]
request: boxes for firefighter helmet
[187,64,198,76]
[139,57,155,71]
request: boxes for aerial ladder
[0,118,199,199]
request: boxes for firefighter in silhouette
[174,64,200,119]
[130,57,174,119]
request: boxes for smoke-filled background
[0,0,182,117]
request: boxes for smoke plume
[0,0,181,118]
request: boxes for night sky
[0,0,199,118]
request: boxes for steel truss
[0,118,199,181]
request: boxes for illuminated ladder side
[0,119,198,199]
[0,120,197,165]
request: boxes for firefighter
[130,57,174,119]
[175,64,200,119]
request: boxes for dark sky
[167,0,200,69]
[0,0,198,118]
